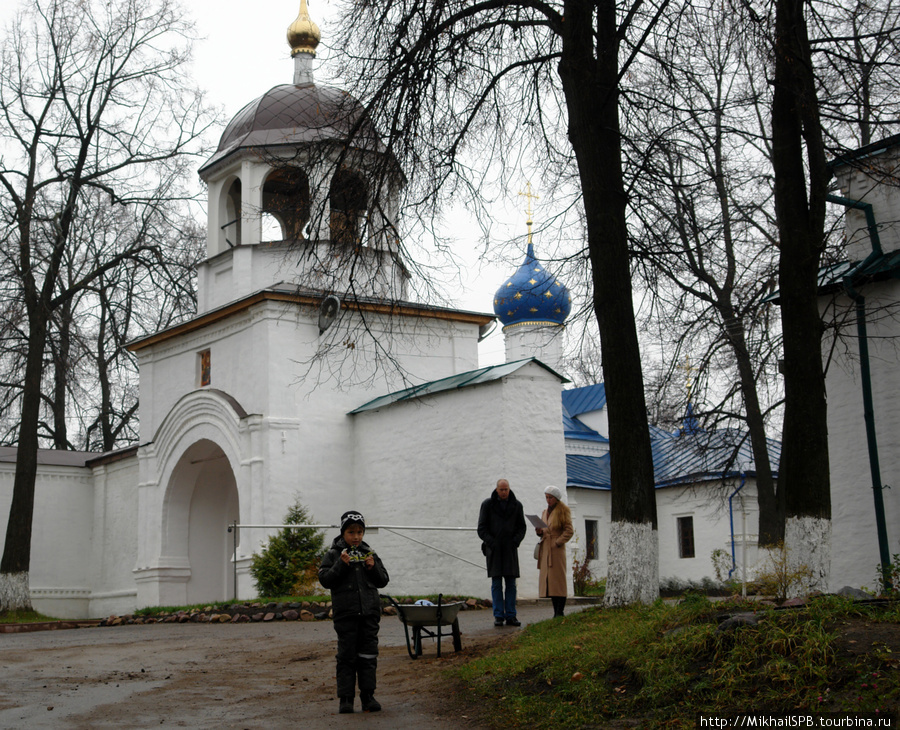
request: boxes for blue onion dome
[493,243,572,329]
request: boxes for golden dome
[287,0,321,57]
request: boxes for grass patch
[456,595,900,728]
[0,609,59,623]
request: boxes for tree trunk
[771,0,831,592]
[559,0,658,605]
[721,305,782,546]
[51,300,73,449]
[0,313,49,611]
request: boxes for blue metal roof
[566,425,781,490]
[563,413,609,443]
[561,384,607,417]
[349,358,567,414]
[567,453,611,489]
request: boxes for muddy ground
[0,602,556,729]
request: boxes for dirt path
[0,603,559,729]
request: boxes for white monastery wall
[569,479,761,588]
[834,148,900,261]
[349,362,566,600]
[0,462,94,619]
[86,455,140,618]
[823,282,900,591]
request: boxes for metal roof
[567,453,611,489]
[563,413,609,443]
[561,384,607,417]
[566,426,781,491]
[200,83,384,174]
[348,358,567,414]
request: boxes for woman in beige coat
[535,485,574,617]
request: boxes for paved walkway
[0,600,589,729]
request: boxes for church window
[199,349,211,387]
[677,516,695,559]
[585,519,598,560]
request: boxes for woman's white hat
[544,485,562,500]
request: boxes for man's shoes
[339,696,354,714]
[506,618,521,627]
[494,618,505,627]
[360,693,382,712]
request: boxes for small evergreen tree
[250,501,325,597]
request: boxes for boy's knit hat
[340,510,366,532]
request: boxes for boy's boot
[339,696,354,714]
[360,693,382,712]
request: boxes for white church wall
[568,479,761,589]
[833,146,900,261]
[823,282,900,592]
[349,361,566,601]
[0,462,94,619]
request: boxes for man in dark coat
[477,478,527,627]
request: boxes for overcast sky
[2,0,538,364]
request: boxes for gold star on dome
[507,310,514,316]
[528,278,537,285]
[514,292,523,300]
[506,282,513,288]
[544,291,553,298]
[529,307,538,313]
[494,298,499,305]
[533,266,542,273]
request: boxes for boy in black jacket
[318,511,390,714]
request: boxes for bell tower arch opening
[219,177,242,250]
[330,169,368,245]
[263,167,311,242]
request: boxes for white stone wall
[833,146,900,261]
[569,478,761,588]
[823,281,900,592]
[349,361,567,600]
[86,455,140,618]
[0,462,93,618]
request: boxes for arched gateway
[134,390,247,609]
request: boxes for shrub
[755,541,814,602]
[874,553,899,596]
[250,501,325,597]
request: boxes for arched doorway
[165,439,240,605]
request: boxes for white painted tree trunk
[604,521,659,606]
[0,571,32,612]
[785,516,831,596]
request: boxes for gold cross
[518,182,539,244]
[677,356,697,402]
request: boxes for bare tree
[768,0,832,591]
[624,0,784,545]
[0,0,215,610]
[325,0,670,606]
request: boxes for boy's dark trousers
[334,614,380,697]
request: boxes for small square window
[199,349,211,387]
[585,519,598,560]
[677,516,695,559]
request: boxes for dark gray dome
[200,83,382,174]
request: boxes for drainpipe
[827,194,893,592]
[728,474,747,592]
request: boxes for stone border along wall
[100,597,490,626]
